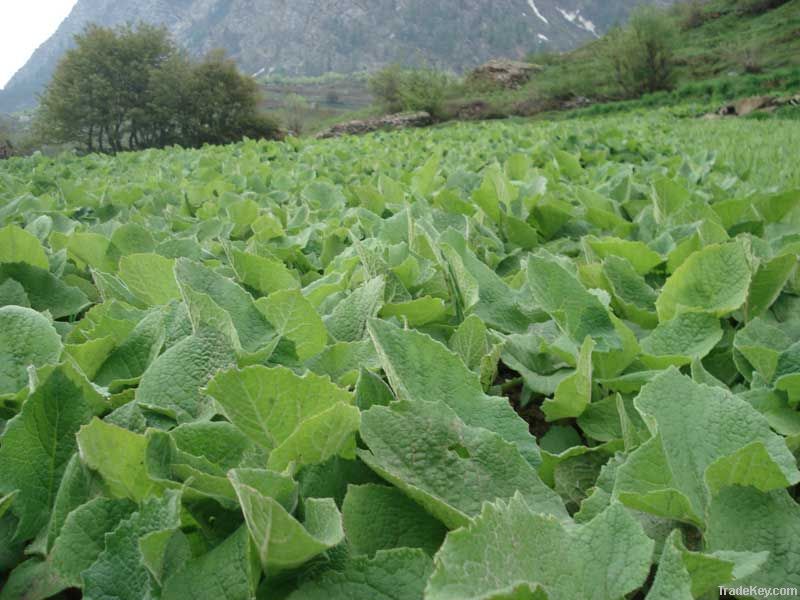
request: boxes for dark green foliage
[606,6,680,97]
[368,65,453,118]
[35,24,280,153]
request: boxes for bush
[369,65,453,118]
[398,68,452,118]
[675,0,707,30]
[606,6,679,98]
[368,64,405,113]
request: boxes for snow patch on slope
[556,7,599,37]
[527,0,549,24]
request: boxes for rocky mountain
[0,0,675,113]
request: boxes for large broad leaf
[614,368,799,525]
[707,487,800,591]
[646,529,766,600]
[527,250,621,352]
[287,548,434,600]
[136,327,235,423]
[0,263,89,318]
[325,276,385,342]
[342,484,446,556]
[207,365,359,471]
[228,469,344,572]
[656,242,751,321]
[359,400,566,529]
[0,224,49,270]
[77,418,161,502]
[639,312,723,369]
[93,309,165,387]
[174,258,275,352]
[118,253,181,306]
[161,526,260,600]
[426,496,653,600]
[542,337,594,421]
[81,490,182,600]
[255,289,327,361]
[367,318,540,465]
[0,364,94,541]
[0,306,62,395]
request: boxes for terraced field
[1,113,799,599]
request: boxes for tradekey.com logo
[720,586,798,598]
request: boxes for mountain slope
[0,0,675,113]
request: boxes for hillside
[0,0,676,114]
[551,0,799,96]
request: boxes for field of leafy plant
[0,113,799,599]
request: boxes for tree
[606,7,679,97]
[35,24,279,153]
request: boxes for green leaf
[656,242,752,321]
[162,526,260,600]
[359,400,566,529]
[118,253,181,306]
[0,364,94,541]
[82,490,182,600]
[640,312,723,369]
[255,289,327,361]
[207,365,358,470]
[287,548,434,600]
[342,484,446,556]
[136,327,235,423]
[0,224,49,270]
[0,263,89,318]
[585,236,663,275]
[175,258,275,352]
[744,252,797,320]
[0,491,17,520]
[448,314,488,371]
[542,337,594,421]
[707,487,800,591]
[367,318,540,465]
[93,309,165,387]
[426,497,653,600]
[230,248,299,296]
[614,368,799,525]
[527,250,621,352]
[76,418,161,502]
[50,497,137,588]
[326,276,385,342]
[379,296,448,327]
[0,305,62,395]
[228,470,344,572]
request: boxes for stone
[467,59,541,89]
[315,112,433,139]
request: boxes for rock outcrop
[467,59,541,89]
[315,112,433,139]
[707,93,800,118]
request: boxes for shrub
[368,64,405,113]
[398,68,452,118]
[606,6,679,98]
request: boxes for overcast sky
[0,0,78,89]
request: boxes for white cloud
[0,0,78,89]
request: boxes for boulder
[315,111,433,139]
[713,93,799,118]
[468,59,541,90]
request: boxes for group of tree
[36,24,280,154]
